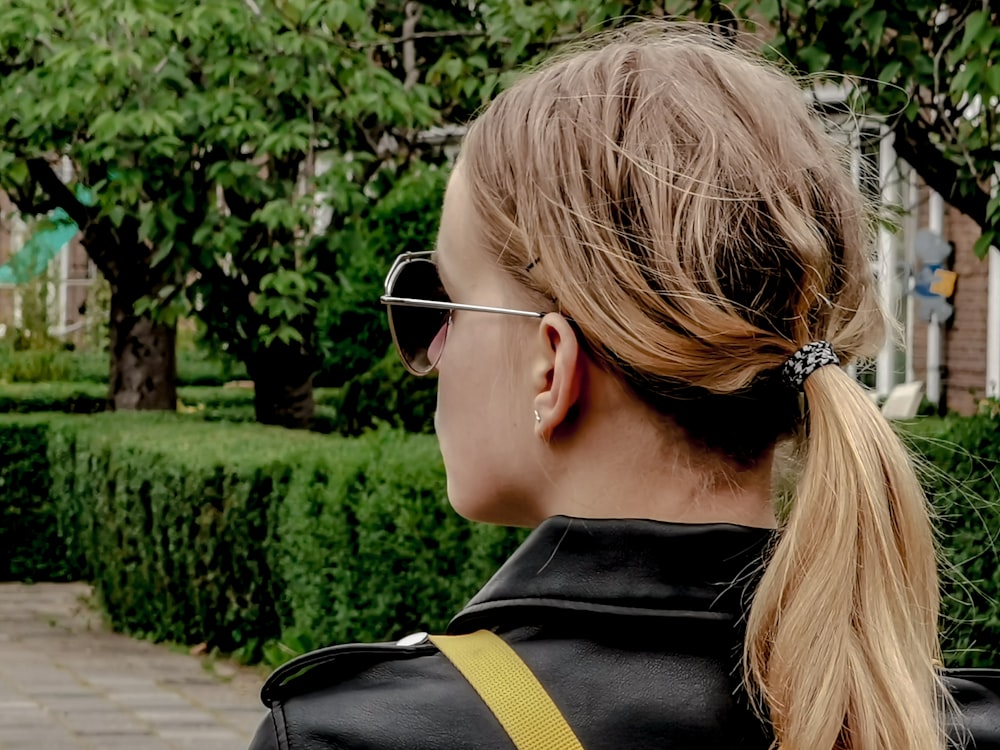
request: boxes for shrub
[0,382,343,427]
[0,382,107,414]
[5,413,522,663]
[0,347,247,385]
[316,164,448,388]
[0,382,249,414]
[332,350,437,435]
[47,414,296,649]
[273,428,523,656]
[0,414,77,581]
[903,404,1000,668]
[0,348,78,382]
[5,406,998,671]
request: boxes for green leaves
[1,0,698,416]
[732,0,999,257]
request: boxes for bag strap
[429,630,585,750]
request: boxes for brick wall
[910,202,990,415]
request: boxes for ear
[532,313,584,440]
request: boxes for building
[0,190,96,344]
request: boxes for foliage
[0,347,244,385]
[0,381,350,437]
[730,0,1000,257]
[44,414,286,648]
[0,415,78,581]
[3,408,1000,668]
[902,406,1000,668]
[0,274,64,353]
[0,0,687,425]
[334,349,437,435]
[271,427,523,660]
[0,413,523,662]
[0,348,79,383]
[0,382,107,414]
[317,164,449,387]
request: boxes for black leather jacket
[249,516,1000,749]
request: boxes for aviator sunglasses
[380,251,550,376]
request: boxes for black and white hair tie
[781,340,839,391]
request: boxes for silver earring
[534,409,541,423]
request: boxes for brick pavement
[0,582,267,750]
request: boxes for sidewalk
[0,582,267,750]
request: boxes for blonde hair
[461,24,947,750]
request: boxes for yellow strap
[429,631,585,750]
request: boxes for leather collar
[450,515,775,633]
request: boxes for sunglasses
[380,251,548,376]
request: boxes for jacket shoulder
[945,668,1000,748]
[260,633,437,708]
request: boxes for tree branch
[892,115,990,231]
[401,2,423,91]
[24,158,95,228]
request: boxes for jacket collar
[449,515,775,633]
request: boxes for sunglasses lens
[387,258,450,374]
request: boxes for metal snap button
[396,631,430,647]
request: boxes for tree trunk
[108,286,177,411]
[249,345,316,429]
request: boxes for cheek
[427,320,448,366]
[433,321,526,513]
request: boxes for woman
[250,25,1000,750]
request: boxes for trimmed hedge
[0,348,247,386]
[1,413,523,665]
[0,383,341,426]
[271,428,521,659]
[0,382,266,413]
[0,415,77,581]
[0,382,264,414]
[0,382,107,414]
[3,407,998,669]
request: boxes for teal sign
[0,184,93,285]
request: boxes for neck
[530,380,777,529]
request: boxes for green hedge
[1,413,522,665]
[3,407,998,669]
[903,405,1000,668]
[0,415,77,581]
[0,382,108,414]
[0,382,341,425]
[0,382,264,414]
[0,348,248,386]
[333,350,437,435]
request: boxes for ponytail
[745,365,947,749]
[458,25,951,748]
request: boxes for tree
[0,0,614,425]
[1,0,693,426]
[727,0,1000,257]
[0,0,440,423]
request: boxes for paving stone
[167,741,249,750]
[85,737,174,750]
[0,727,83,747]
[133,708,221,726]
[158,727,245,741]
[0,708,49,729]
[40,696,114,713]
[0,582,264,750]
[59,710,151,734]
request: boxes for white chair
[880,381,925,420]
